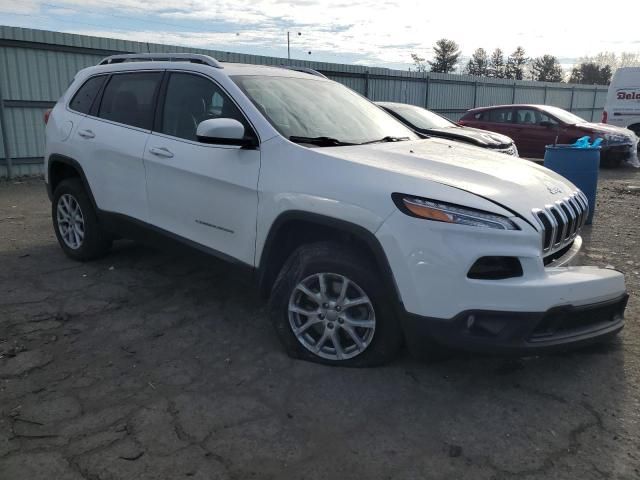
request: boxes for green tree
[466,48,490,76]
[569,62,612,85]
[531,55,564,82]
[427,39,461,73]
[489,48,506,78]
[505,47,527,80]
[410,53,428,73]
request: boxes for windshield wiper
[359,136,411,145]
[289,136,356,147]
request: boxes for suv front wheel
[269,241,403,366]
[52,178,111,261]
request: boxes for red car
[459,104,637,166]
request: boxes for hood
[425,126,513,148]
[328,138,577,220]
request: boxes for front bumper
[377,211,627,319]
[377,208,627,354]
[402,293,627,354]
[601,143,634,163]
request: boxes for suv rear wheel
[269,241,403,366]
[52,178,111,261]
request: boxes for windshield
[541,106,586,125]
[384,104,455,129]
[231,75,418,145]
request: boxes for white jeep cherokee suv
[44,53,627,366]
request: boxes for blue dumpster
[543,145,600,224]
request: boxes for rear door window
[98,72,163,130]
[486,108,514,123]
[514,108,558,125]
[69,75,107,114]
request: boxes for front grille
[543,241,574,266]
[529,294,627,341]
[532,191,589,253]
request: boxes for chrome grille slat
[534,190,588,254]
[545,207,558,250]
[562,199,580,236]
[563,197,578,237]
[568,196,582,236]
[551,204,567,246]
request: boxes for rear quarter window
[69,75,107,114]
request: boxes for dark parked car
[377,102,518,156]
[459,104,637,166]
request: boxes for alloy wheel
[288,272,376,360]
[57,193,85,250]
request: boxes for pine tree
[466,48,490,76]
[427,39,461,73]
[531,55,564,82]
[506,47,528,80]
[489,48,506,78]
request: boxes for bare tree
[410,53,428,73]
[576,51,640,70]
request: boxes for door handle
[149,146,174,158]
[77,129,95,139]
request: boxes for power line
[3,11,136,33]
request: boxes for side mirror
[196,118,257,147]
[539,120,554,128]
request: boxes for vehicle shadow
[1,237,632,479]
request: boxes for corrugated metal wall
[0,25,609,178]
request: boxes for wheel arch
[627,123,640,136]
[257,211,401,307]
[47,154,97,210]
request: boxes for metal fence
[0,25,608,178]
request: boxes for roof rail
[98,53,223,69]
[279,66,327,78]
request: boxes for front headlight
[511,143,519,157]
[604,133,631,144]
[392,194,519,230]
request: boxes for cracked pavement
[1,171,640,479]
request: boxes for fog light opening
[468,256,523,280]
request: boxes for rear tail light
[44,108,52,124]
[601,110,608,124]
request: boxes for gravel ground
[1,170,640,480]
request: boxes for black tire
[52,178,111,261]
[268,241,403,367]
[601,157,624,169]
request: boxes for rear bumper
[402,293,627,355]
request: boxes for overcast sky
[1,0,639,71]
